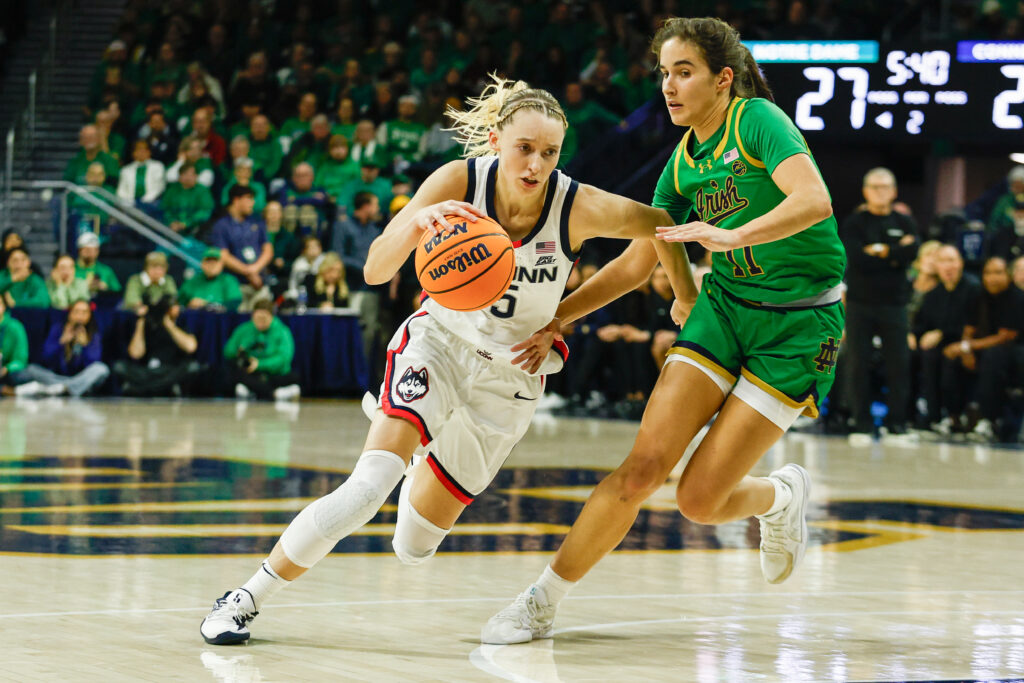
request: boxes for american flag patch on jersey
[536,241,555,254]
[723,148,739,164]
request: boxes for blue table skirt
[10,307,369,395]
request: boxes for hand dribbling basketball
[408,200,486,237]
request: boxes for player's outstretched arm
[558,185,697,324]
[363,161,485,285]
[656,153,832,250]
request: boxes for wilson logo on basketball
[426,243,493,281]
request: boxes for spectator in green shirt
[161,164,215,235]
[67,163,115,245]
[220,158,267,213]
[47,255,92,309]
[561,81,623,163]
[123,251,177,311]
[247,114,283,180]
[179,248,242,311]
[331,97,357,142]
[287,114,332,174]
[337,160,392,217]
[316,134,361,203]
[377,95,428,172]
[63,125,119,187]
[224,299,301,400]
[988,166,1024,233]
[0,249,50,309]
[280,92,318,145]
[410,48,445,92]
[264,201,300,290]
[95,108,126,163]
[0,295,30,394]
[75,232,122,294]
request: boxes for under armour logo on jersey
[535,255,556,266]
[697,158,714,174]
[396,367,429,402]
[814,337,839,374]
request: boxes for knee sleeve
[392,474,450,566]
[280,449,406,568]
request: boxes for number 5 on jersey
[490,283,519,318]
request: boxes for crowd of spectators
[5,2,1024,433]
[831,165,1024,445]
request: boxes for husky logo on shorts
[396,367,429,402]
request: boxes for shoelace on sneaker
[759,518,791,553]
[496,593,542,629]
[212,595,258,630]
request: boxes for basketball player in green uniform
[483,16,846,644]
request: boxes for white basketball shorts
[378,310,543,503]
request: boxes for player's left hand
[670,297,695,327]
[656,222,742,252]
[511,317,563,375]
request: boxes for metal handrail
[3,128,12,230]
[89,185,191,247]
[12,180,202,269]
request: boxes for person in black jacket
[943,257,1024,441]
[840,168,919,442]
[912,245,981,434]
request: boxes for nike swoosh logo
[513,392,538,401]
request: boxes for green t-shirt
[248,137,283,179]
[63,150,119,186]
[47,278,92,309]
[380,119,427,162]
[76,261,122,293]
[652,97,845,304]
[161,183,215,232]
[123,273,177,310]
[337,177,392,215]
[316,157,362,201]
[0,314,29,374]
[0,271,50,308]
[178,272,242,310]
[223,317,295,375]
[331,123,357,142]
[280,117,312,142]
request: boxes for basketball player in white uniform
[201,76,697,645]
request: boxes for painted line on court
[1,589,1024,619]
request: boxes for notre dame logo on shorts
[813,337,839,374]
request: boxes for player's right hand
[411,201,485,237]
[511,317,564,375]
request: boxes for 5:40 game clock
[747,40,1024,142]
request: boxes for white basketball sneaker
[481,585,556,644]
[200,589,258,645]
[758,464,811,585]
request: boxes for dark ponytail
[651,17,774,103]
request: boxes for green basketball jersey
[653,97,846,304]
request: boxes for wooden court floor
[1,398,1023,682]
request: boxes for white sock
[759,475,793,518]
[240,560,289,610]
[533,565,575,607]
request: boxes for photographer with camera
[113,292,201,397]
[178,248,242,311]
[224,299,300,400]
[13,299,109,397]
[123,251,178,312]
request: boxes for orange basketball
[415,215,515,312]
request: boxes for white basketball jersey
[421,156,579,375]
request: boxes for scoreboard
[747,40,1024,142]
